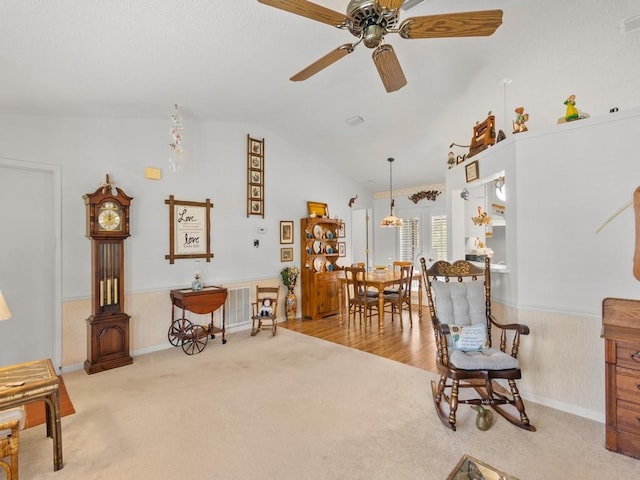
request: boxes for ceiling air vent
[620,14,640,35]
[402,0,425,11]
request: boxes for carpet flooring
[16,329,640,479]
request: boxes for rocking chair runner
[420,256,535,432]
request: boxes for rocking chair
[420,256,535,432]
[250,286,280,336]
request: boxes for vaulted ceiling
[1,1,639,190]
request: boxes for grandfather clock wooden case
[83,181,133,374]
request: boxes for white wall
[0,113,373,368]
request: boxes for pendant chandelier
[380,157,403,228]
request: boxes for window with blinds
[399,217,420,262]
[431,214,447,261]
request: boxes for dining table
[338,269,423,331]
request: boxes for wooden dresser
[602,297,640,458]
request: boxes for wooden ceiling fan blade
[372,44,407,93]
[399,9,503,39]
[258,0,348,27]
[376,0,405,10]
[290,44,355,82]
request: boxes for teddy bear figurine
[512,106,529,133]
[259,298,273,317]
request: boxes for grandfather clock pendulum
[83,175,133,374]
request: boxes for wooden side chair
[0,407,25,480]
[420,256,535,432]
[383,264,413,329]
[344,266,378,327]
[351,263,377,298]
[250,286,280,336]
[383,261,413,295]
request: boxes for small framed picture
[250,200,262,215]
[250,138,263,156]
[307,201,329,218]
[251,185,262,199]
[250,170,262,185]
[337,222,345,238]
[280,247,293,262]
[465,160,479,183]
[280,220,294,244]
[338,242,346,257]
[250,156,262,169]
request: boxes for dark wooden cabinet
[602,297,640,459]
[300,217,343,320]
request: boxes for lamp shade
[0,289,12,321]
[380,214,403,227]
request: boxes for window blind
[399,217,420,262]
[431,214,447,261]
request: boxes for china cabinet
[300,217,343,320]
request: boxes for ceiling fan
[257,0,503,92]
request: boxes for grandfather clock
[83,175,133,374]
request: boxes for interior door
[351,208,372,270]
[0,159,61,370]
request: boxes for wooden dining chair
[383,261,413,295]
[351,263,377,298]
[383,264,413,328]
[344,266,378,327]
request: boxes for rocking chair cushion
[450,347,519,371]
[431,281,485,327]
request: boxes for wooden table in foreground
[0,358,63,471]
[339,271,423,331]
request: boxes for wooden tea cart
[168,285,228,355]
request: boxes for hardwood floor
[281,306,437,373]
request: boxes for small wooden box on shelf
[602,297,640,459]
[300,216,344,321]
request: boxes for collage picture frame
[247,135,265,217]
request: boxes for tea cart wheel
[168,318,192,347]
[182,324,208,355]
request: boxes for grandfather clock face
[97,201,122,232]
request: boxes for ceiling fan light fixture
[363,24,384,48]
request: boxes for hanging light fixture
[380,157,403,228]
[168,104,184,173]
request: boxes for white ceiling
[1,0,639,191]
